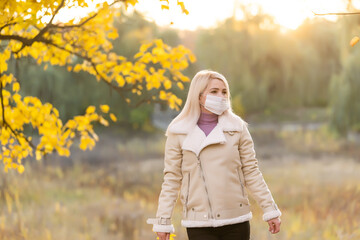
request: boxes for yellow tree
[0,0,195,173]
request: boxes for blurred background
[1,0,360,239]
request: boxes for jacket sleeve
[238,124,282,221]
[146,132,183,233]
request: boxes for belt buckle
[159,217,168,225]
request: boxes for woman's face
[199,78,227,114]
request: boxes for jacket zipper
[185,172,190,215]
[197,156,213,219]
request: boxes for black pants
[186,221,250,240]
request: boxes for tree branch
[0,34,37,44]
[1,32,172,109]
[44,40,133,93]
[0,21,17,32]
[0,72,36,149]
[0,73,5,127]
[0,33,131,96]
[51,12,99,29]
[49,0,66,25]
[0,0,163,109]
[313,11,360,16]
[47,0,121,30]
[10,0,66,53]
[132,97,163,108]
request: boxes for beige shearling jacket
[146,111,281,233]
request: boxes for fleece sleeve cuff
[152,224,175,233]
[263,209,282,222]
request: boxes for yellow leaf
[99,116,109,126]
[58,148,70,157]
[100,104,109,113]
[86,106,96,114]
[177,1,189,14]
[36,150,42,160]
[107,31,119,39]
[159,90,168,100]
[12,82,20,92]
[110,113,117,122]
[161,5,169,10]
[134,51,143,58]
[50,57,59,65]
[0,51,10,73]
[91,131,99,141]
[178,1,185,9]
[79,137,95,150]
[44,143,53,153]
[73,64,82,72]
[189,53,196,62]
[17,165,25,174]
[53,108,59,117]
[350,36,360,47]
[164,80,172,90]
[65,119,77,129]
[177,82,184,90]
[3,98,9,106]
[115,75,125,87]
[140,42,153,52]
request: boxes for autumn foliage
[0,0,195,173]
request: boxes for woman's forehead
[207,78,226,89]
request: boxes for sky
[56,0,360,31]
[132,0,360,31]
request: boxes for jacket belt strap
[146,217,171,225]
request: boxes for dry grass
[0,127,359,240]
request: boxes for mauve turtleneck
[197,112,218,136]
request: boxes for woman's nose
[216,92,225,97]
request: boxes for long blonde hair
[166,70,235,135]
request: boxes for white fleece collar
[168,111,245,156]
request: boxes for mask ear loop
[199,92,205,108]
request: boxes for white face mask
[203,94,229,115]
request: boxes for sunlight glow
[134,0,360,31]
[51,0,115,24]
[55,0,360,31]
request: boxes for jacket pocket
[236,167,245,197]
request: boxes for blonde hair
[166,70,235,135]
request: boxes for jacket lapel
[198,124,226,154]
[181,125,206,156]
[182,123,227,156]
[170,111,245,157]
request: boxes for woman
[147,70,281,240]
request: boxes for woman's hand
[156,232,170,240]
[267,217,281,234]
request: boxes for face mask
[203,94,229,115]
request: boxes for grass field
[0,125,359,240]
